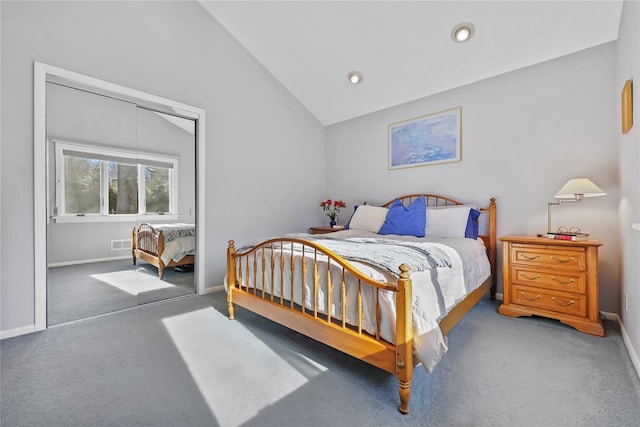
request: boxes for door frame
[34,62,206,330]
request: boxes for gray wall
[1,1,325,333]
[325,43,620,314]
[617,0,640,371]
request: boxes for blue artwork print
[389,107,461,169]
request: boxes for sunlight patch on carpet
[162,307,327,427]
[91,269,174,295]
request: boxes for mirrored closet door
[46,83,196,326]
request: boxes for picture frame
[388,107,461,170]
[622,79,633,134]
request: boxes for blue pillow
[378,196,426,237]
[465,208,481,239]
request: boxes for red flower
[320,199,346,220]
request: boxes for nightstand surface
[500,235,603,247]
[308,226,344,234]
[498,235,604,336]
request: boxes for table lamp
[547,178,606,233]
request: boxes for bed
[132,223,196,279]
[226,194,496,414]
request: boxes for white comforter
[228,229,491,373]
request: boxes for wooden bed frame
[226,195,496,414]
[132,223,195,279]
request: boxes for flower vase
[329,219,337,228]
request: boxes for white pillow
[425,206,472,238]
[348,205,388,233]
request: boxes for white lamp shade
[554,178,606,199]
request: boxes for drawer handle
[551,276,576,285]
[550,255,575,263]
[519,291,541,301]
[520,273,541,280]
[520,254,540,260]
[551,296,576,306]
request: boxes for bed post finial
[227,240,236,320]
[131,226,137,265]
[396,263,413,415]
[487,198,497,300]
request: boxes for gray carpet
[2,291,639,427]
[47,259,194,325]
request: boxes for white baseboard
[48,255,131,268]
[1,324,36,340]
[201,285,224,294]
[607,312,640,380]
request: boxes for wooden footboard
[226,238,415,413]
[132,223,194,279]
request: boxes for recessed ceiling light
[348,71,363,84]
[451,22,475,43]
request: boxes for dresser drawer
[512,285,587,317]
[511,244,586,271]
[510,266,586,294]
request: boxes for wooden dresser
[499,236,604,336]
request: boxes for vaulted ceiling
[201,1,623,125]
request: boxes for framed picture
[388,107,461,169]
[622,80,633,134]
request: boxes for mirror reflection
[46,83,196,325]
